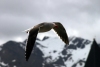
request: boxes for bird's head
[53,23,58,28]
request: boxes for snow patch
[0,62,8,66]
[65,42,92,67]
[37,37,65,60]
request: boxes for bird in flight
[25,22,69,61]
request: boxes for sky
[0,0,100,44]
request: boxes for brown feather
[25,27,39,61]
[53,22,69,45]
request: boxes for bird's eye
[54,25,58,28]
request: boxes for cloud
[0,0,100,44]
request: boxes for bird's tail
[22,29,30,33]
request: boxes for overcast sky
[0,0,100,44]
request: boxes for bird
[25,22,69,61]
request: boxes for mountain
[85,39,100,67]
[0,36,93,67]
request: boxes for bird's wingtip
[22,30,29,33]
[25,53,29,61]
[26,59,28,61]
[25,56,29,61]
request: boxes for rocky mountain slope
[0,36,93,67]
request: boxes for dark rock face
[0,41,44,67]
[85,39,100,67]
[67,37,91,49]
[0,37,93,67]
[42,36,49,41]
[72,60,85,67]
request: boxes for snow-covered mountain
[36,36,92,67]
[0,36,93,67]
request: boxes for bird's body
[38,22,56,32]
[26,22,55,33]
[25,22,69,61]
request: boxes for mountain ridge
[0,36,94,67]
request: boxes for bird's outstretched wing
[53,22,69,45]
[25,27,39,61]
